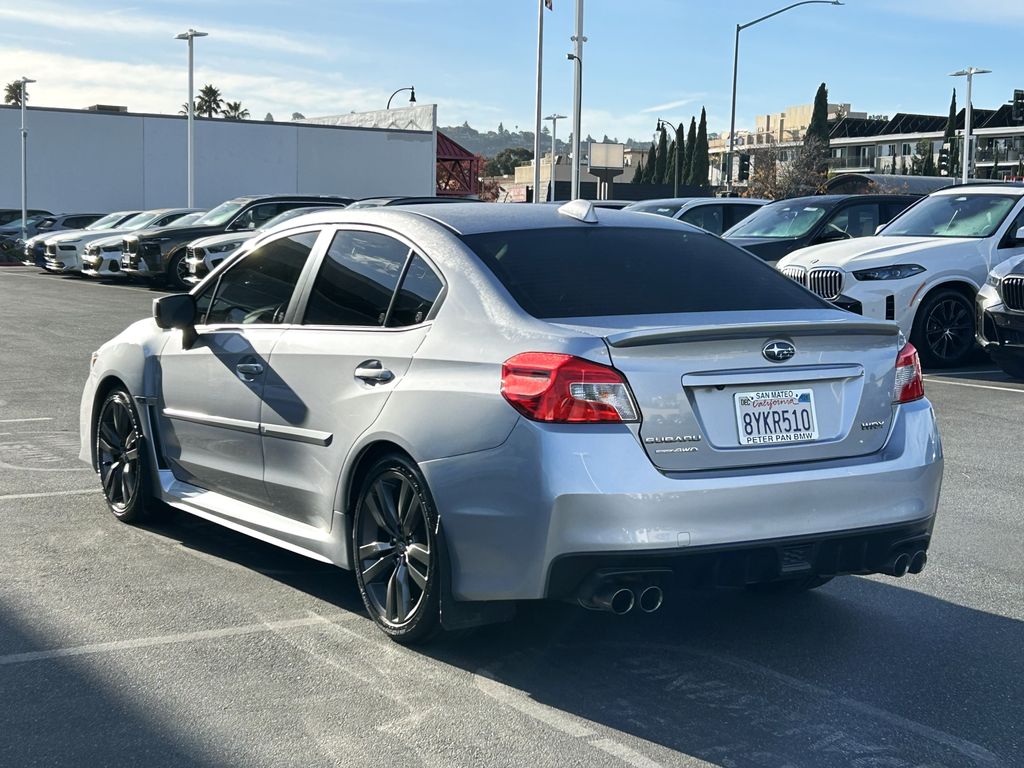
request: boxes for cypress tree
[633,156,644,183]
[641,142,657,183]
[922,143,936,176]
[805,83,830,146]
[689,108,710,188]
[683,116,697,184]
[666,140,677,186]
[654,125,669,185]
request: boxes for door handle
[354,360,394,384]
[236,362,264,378]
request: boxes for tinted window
[883,194,1018,238]
[388,255,443,327]
[462,227,825,319]
[203,231,318,325]
[624,202,685,217]
[824,203,880,238]
[64,216,99,228]
[679,204,724,235]
[882,200,914,223]
[724,204,761,230]
[303,231,408,326]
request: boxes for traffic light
[738,153,751,182]
[1013,89,1024,123]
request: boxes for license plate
[734,388,818,445]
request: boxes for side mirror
[1016,226,1024,243]
[154,294,197,347]
[814,229,849,245]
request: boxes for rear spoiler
[605,319,900,348]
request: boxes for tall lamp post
[950,67,991,182]
[175,28,208,207]
[386,86,416,109]
[18,76,35,244]
[726,0,842,192]
[657,118,683,196]
[568,0,586,200]
[545,113,567,202]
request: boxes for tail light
[893,343,924,404]
[501,352,639,423]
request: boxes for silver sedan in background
[80,201,942,643]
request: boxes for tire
[352,454,441,643]
[166,250,190,291]
[910,289,976,369]
[746,575,834,594]
[95,389,153,524]
[993,353,1024,380]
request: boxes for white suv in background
[777,185,1024,367]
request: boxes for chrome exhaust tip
[888,552,911,578]
[908,550,927,575]
[637,585,664,613]
[578,585,635,615]
[608,588,636,615]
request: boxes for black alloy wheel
[96,389,149,522]
[912,290,976,369]
[167,251,190,291]
[353,456,440,643]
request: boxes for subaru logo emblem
[763,340,796,363]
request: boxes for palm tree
[196,84,223,118]
[220,101,250,120]
[178,99,198,116]
[4,81,23,106]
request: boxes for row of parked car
[622,186,1024,376]
[18,186,1024,376]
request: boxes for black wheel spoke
[100,423,121,451]
[375,481,401,534]
[406,542,430,568]
[385,569,398,621]
[359,541,395,560]
[102,462,118,494]
[407,559,428,591]
[394,563,411,622]
[366,488,399,538]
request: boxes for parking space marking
[0,417,52,424]
[922,378,1024,394]
[0,488,99,501]
[0,270,159,294]
[0,613,347,667]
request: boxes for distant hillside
[440,122,647,158]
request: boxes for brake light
[893,343,924,404]
[501,352,639,423]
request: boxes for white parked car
[977,253,1024,379]
[623,197,768,236]
[82,211,205,279]
[44,209,198,274]
[39,211,140,272]
[777,185,1024,367]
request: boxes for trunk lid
[557,310,901,472]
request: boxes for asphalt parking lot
[0,266,1021,768]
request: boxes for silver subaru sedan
[79,201,943,643]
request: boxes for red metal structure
[436,132,480,197]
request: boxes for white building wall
[0,106,435,213]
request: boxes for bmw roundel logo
[763,340,796,363]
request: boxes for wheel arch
[909,278,979,327]
[88,374,132,470]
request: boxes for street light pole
[18,77,35,244]
[726,0,842,192]
[569,0,586,200]
[545,113,566,202]
[532,0,545,204]
[386,86,416,109]
[658,119,681,196]
[176,29,208,207]
[950,67,991,183]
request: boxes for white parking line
[0,270,157,294]
[0,417,52,423]
[0,613,344,667]
[923,378,1024,394]
[0,488,99,501]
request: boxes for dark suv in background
[121,194,354,288]
[723,194,919,264]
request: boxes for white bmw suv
[777,185,1024,367]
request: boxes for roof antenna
[557,199,598,223]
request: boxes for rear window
[461,226,826,319]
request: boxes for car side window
[230,203,288,231]
[65,216,96,228]
[882,200,913,223]
[724,204,760,231]
[202,231,319,325]
[999,207,1024,248]
[387,255,444,327]
[303,230,410,327]
[679,205,724,235]
[155,212,184,227]
[825,203,880,238]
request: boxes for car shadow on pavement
[131,510,1020,768]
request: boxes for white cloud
[640,95,706,114]
[0,2,332,58]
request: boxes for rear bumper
[422,398,942,602]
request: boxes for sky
[2,0,1023,143]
